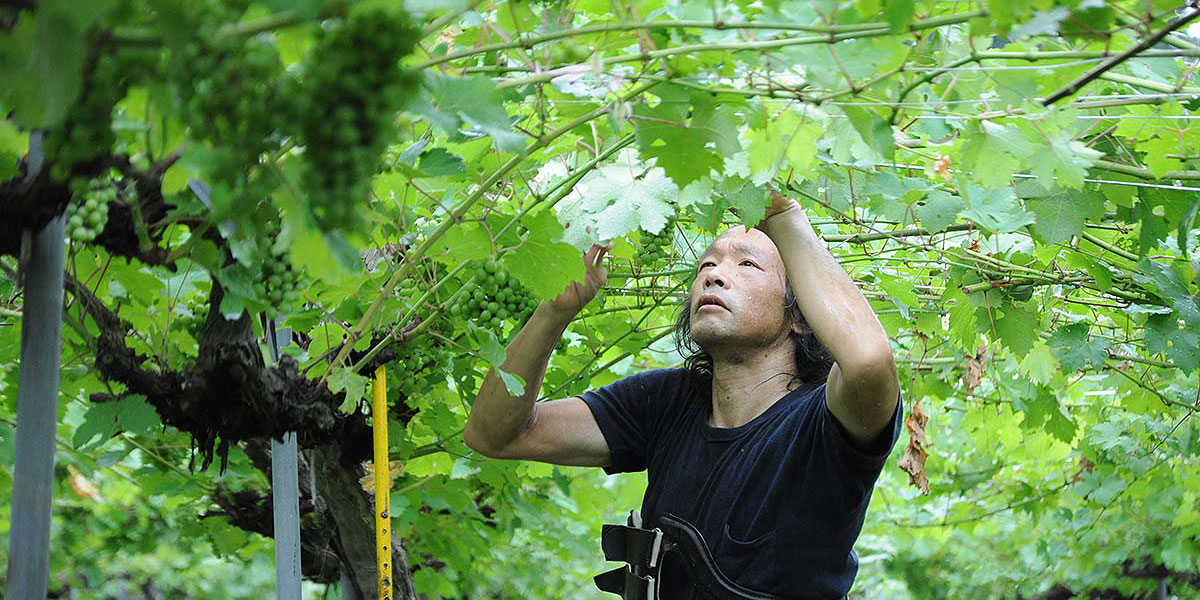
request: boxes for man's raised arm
[757,189,900,445]
[463,244,613,467]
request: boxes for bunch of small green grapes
[45,50,143,181]
[450,260,539,334]
[255,238,303,315]
[170,33,283,190]
[172,293,210,338]
[637,222,675,268]
[390,339,452,396]
[63,175,119,243]
[294,9,420,229]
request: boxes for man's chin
[691,325,733,349]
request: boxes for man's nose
[704,265,727,289]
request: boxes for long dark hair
[673,276,833,387]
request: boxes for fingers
[584,242,613,268]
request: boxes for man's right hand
[545,243,611,317]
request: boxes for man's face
[688,228,792,355]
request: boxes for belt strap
[596,512,846,600]
[601,524,664,569]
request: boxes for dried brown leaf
[898,399,930,494]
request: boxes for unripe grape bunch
[171,35,283,178]
[255,222,304,315]
[64,175,120,243]
[295,9,420,229]
[45,48,147,181]
[451,260,538,334]
[390,339,452,396]
[256,245,303,315]
[172,293,210,338]
[637,221,675,268]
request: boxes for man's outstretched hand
[546,243,611,317]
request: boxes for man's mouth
[695,294,729,312]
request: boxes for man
[464,189,901,600]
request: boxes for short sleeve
[817,385,904,474]
[579,368,687,475]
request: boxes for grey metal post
[6,214,66,598]
[267,318,301,600]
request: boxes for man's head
[673,227,832,385]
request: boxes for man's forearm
[463,303,575,455]
[760,208,892,371]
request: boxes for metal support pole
[266,318,301,600]
[6,214,66,599]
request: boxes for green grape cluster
[170,32,284,201]
[390,339,452,396]
[172,293,210,338]
[294,9,420,229]
[63,175,120,243]
[254,228,304,314]
[637,222,675,268]
[45,50,143,181]
[450,260,538,334]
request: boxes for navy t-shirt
[581,368,902,600]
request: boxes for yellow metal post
[372,366,391,600]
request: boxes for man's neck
[708,344,797,429]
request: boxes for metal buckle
[647,528,663,568]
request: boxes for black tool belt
[593,511,795,600]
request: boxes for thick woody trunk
[313,442,418,600]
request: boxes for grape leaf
[1024,188,1105,244]
[633,85,741,186]
[422,74,525,152]
[1019,385,1077,444]
[995,301,1039,356]
[1047,322,1110,371]
[1019,341,1058,385]
[418,148,466,176]
[885,0,915,30]
[841,105,895,162]
[432,223,492,265]
[328,368,371,412]
[503,210,585,301]
[721,178,766,229]
[0,5,90,129]
[1028,136,1102,189]
[555,162,677,249]
[72,395,160,450]
[959,183,1035,233]
[915,189,962,233]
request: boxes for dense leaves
[2,0,1200,598]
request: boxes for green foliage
[4,0,1200,597]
